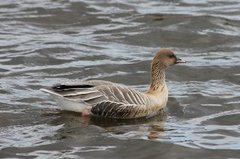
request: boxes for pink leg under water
[81,108,91,117]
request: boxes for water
[0,0,240,158]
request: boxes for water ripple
[0,124,63,149]
[0,0,240,158]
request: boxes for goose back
[48,80,163,118]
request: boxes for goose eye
[168,54,175,58]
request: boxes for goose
[41,49,185,119]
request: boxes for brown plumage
[41,48,185,119]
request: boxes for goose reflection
[42,109,170,141]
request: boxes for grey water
[0,0,240,158]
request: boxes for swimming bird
[41,49,185,119]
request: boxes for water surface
[0,0,240,158]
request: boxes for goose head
[153,48,185,67]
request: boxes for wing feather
[91,101,149,119]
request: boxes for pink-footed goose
[41,49,185,119]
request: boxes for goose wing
[91,101,150,119]
[43,80,157,119]
[45,80,114,105]
[90,84,155,119]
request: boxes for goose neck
[148,62,166,92]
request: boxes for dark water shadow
[43,108,167,128]
[89,110,167,127]
[40,107,168,142]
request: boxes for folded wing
[42,80,156,118]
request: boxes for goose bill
[175,58,186,64]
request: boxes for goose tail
[40,88,91,113]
